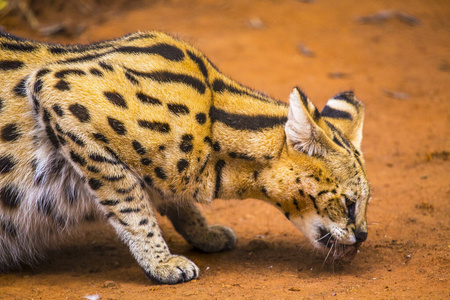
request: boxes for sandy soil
[0,0,449,299]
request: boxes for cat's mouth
[317,227,360,263]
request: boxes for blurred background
[0,0,449,299]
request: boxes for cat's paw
[144,255,199,284]
[193,224,237,253]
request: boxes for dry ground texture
[0,0,449,299]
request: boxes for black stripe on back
[212,79,275,103]
[116,44,185,62]
[209,106,287,131]
[126,68,206,94]
[0,60,24,71]
[214,160,226,198]
[321,106,353,120]
[1,42,37,52]
[187,50,208,80]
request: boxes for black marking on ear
[1,42,37,52]
[214,160,226,198]
[132,141,146,155]
[93,133,109,143]
[0,155,16,174]
[116,44,185,61]
[54,69,86,79]
[108,117,127,135]
[209,106,287,131]
[70,151,86,166]
[0,60,24,70]
[138,120,170,133]
[312,107,321,122]
[187,50,208,80]
[295,87,309,107]
[54,80,70,91]
[104,92,128,109]
[0,184,20,209]
[322,106,352,120]
[136,92,162,105]
[1,123,21,142]
[332,91,359,108]
[126,68,206,94]
[88,178,103,190]
[168,104,190,115]
[228,152,255,161]
[13,77,28,97]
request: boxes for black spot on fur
[45,126,60,148]
[261,186,269,198]
[285,212,290,220]
[1,123,21,142]
[120,208,141,213]
[99,62,114,71]
[0,97,3,112]
[100,199,120,206]
[52,104,64,117]
[213,142,221,152]
[36,68,50,78]
[87,165,99,173]
[147,232,154,238]
[54,69,86,79]
[139,219,149,225]
[66,131,85,146]
[168,103,190,115]
[89,68,103,76]
[124,196,134,202]
[0,155,16,174]
[180,134,194,153]
[228,152,255,160]
[212,79,274,103]
[13,77,28,97]
[104,91,128,108]
[70,151,86,166]
[0,184,20,209]
[108,117,127,135]
[141,158,152,166]
[88,178,103,190]
[69,103,90,122]
[158,145,166,151]
[54,80,70,91]
[0,60,24,70]
[88,154,119,165]
[199,154,210,174]
[93,133,109,143]
[132,141,146,155]
[144,175,154,187]
[42,108,51,124]
[195,113,207,124]
[125,72,139,85]
[154,167,167,180]
[32,95,40,111]
[138,120,170,133]
[177,159,189,173]
[102,174,125,182]
[33,79,43,94]
[136,92,162,105]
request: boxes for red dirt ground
[0,0,449,299]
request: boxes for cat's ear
[285,87,332,156]
[321,91,365,151]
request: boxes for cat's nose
[355,229,368,243]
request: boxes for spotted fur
[0,31,370,284]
